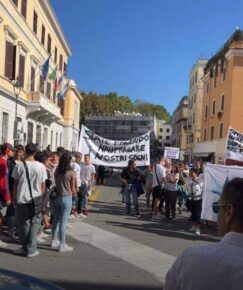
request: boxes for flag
[49,66,57,81]
[57,79,70,100]
[42,56,50,80]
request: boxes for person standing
[143,164,154,210]
[151,157,166,220]
[51,151,77,252]
[0,144,13,247]
[164,164,179,220]
[12,143,47,258]
[96,165,105,185]
[79,154,96,218]
[72,152,82,217]
[164,177,243,290]
[120,160,141,218]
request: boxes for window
[166,136,169,140]
[12,0,18,6]
[58,99,65,115]
[160,128,163,132]
[2,112,9,143]
[210,126,214,140]
[205,105,208,119]
[46,82,51,99]
[193,114,195,124]
[47,34,52,54]
[21,0,27,18]
[56,132,58,148]
[39,74,44,94]
[195,72,197,82]
[207,82,209,94]
[64,62,67,75]
[41,25,45,45]
[30,66,35,91]
[221,94,225,111]
[219,123,223,139]
[54,46,57,63]
[222,67,226,81]
[33,11,38,34]
[50,131,53,148]
[194,94,196,103]
[59,54,63,72]
[27,121,33,143]
[204,128,207,141]
[214,74,217,88]
[212,100,216,116]
[18,54,25,88]
[159,136,162,140]
[166,128,170,133]
[4,41,16,80]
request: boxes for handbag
[22,160,43,215]
[135,180,145,196]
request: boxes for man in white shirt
[79,154,96,218]
[72,152,82,216]
[164,177,243,290]
[152,156,166,220]
[12,143,47,258]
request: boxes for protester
[12,143,47,258]
[151,157,166,220]
[120,160,141,217]
[0,144,13,247]
[56,146,65,157]
[164,177,243,290]
[143,164,154,210]
[96,165,105,185]
[51,151,77,252]
[177,164,186,214]
[79,154,96,218]
[71,152,82,218]
[186,168,203,235]
[164,164,179,220]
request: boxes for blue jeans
[52,196,72,246]
[124,184,139,213]
[78,184,88,212]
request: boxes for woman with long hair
[51,151,77,252]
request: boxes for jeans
[77,184,88,212]
[17,204,42,254]
[52,195,72,246]
[164,190,178,218]
[124,184,139,213]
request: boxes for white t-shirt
[152,163,166,187]
[80,164,96,184]
[12,161,47,204]
[72,162,82,187]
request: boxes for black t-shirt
[121,168,139,184]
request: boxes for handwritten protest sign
[164,147,180,159]
[225,127,243,162]
[78,125,150,167]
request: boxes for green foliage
[80,91,170,124]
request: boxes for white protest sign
[164,147,180,159]
[78,125,150,167]
[225,127,243,162]
[201,163,243,221]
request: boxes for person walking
[96,165,105,185]
[164,177,243,290]
[164,164,179,220]
[12,143,47,257]
[51,151,77,252]
[120,160,141,217]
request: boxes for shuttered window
[30,66,35,91]
[41,25,45,45]
[47,34,52,54]
[2,112,9,143]
[5,41,16,80]
[59,54,63,72]
[21,0,27,19]
[33,11,38,34]
[18,54,25,88]
[39,75,44,94]
[54,47,57,63]
[64,62,67,75]
[46,82,51,99]
[58,99,65,116]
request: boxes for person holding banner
[164,177,243,290]
[120,160,141,218]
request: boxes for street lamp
[12,78,21,146]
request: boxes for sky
[51,0,243,114]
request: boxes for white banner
[164,147,180,159]
[202,163,243,221]
[225,127,243,162]
[78,125,150,167]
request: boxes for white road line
[68,222,176,283]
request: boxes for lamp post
[12,78,21,146]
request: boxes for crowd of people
[0,143,95,257]
[120,157,204,235]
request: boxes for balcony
[27,92,62,124]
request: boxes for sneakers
[195,228,201,235]
[69,214,76,220]
[27,250,40,258]
[44,228,52,234]
[14,247,27,255]
[59,243,73,253]
[38,231,49,238]
[0,240,8,248]
[135,212,141,218]
[51,239,60,248]
[189,226,196,232]
[37,236,46,244]
[78,213,88,219]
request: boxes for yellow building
[0,0,82,150]
[194,29,243,163]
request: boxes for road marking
[67,222,176,283]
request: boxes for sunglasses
[212,202,232,214]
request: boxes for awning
[194,152,213,157]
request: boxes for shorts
[152,186,162,199]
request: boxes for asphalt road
[0,171,219,289]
